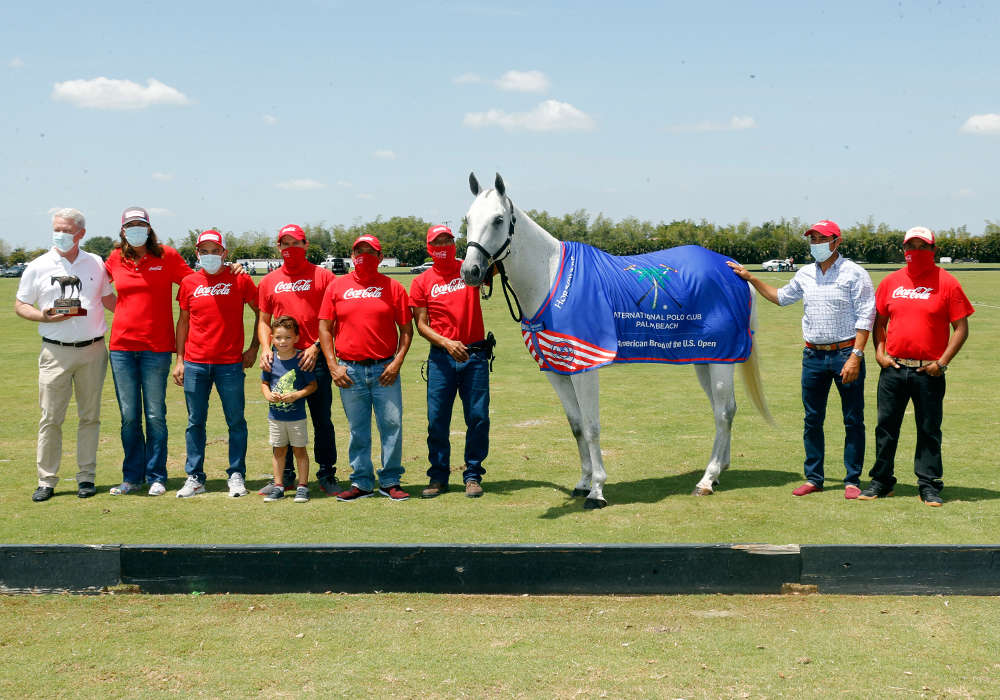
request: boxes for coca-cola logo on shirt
[192,283,233,298]
[274,279,312,293]
[430,278,466,298]
[343,286,384,300]
[891,285,933,300]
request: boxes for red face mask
[281,246,307,270]
[905,248,935,276]
[352,253,379,279]
[428,243,458,271]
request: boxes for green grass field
[1,267,998,546]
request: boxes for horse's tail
[739,291,775,426]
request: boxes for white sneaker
[110,482,140,496]
[148,482,166,496]
[176,476,206,498]
[227,473,248,498]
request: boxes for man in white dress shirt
[728,220,876,499]
[14,208,117,501]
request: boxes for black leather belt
[343,355,394,366]
[42,336,103,348]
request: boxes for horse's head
[461,172,514,287]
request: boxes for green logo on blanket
[623,263,681,311]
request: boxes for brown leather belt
[891,356,933,368]
[805,339,855,351]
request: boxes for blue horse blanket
[521,243,752,374]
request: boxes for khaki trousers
[36,341,108,487]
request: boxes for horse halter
[466,196,516,268]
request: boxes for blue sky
[2,1,998,249]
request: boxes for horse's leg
[692,363,737,496]
[544,373,594,498]
[568,371,607,509]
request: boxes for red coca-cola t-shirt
[319,272,412,361]
[876,266,975,360]
[177,268,259,364]
[258,263,334,349]
[106,246,193,352]
[409,263,485,345]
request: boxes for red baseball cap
[903,226,935,245]
[277,223,306,243]
[196,229,224,248]
[352,234,382,253]
[122,207,150,226]
[806,220,841,238]
[426,224,454,244]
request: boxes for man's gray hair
[51,208,86,230]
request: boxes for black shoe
[32,486,54,502]
[77,482,97,498]
[919,487,944,507]
[317,470,339,496]
[857,481,893,500]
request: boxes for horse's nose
[462,262,482,285]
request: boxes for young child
[260,315,318,502]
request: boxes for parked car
[761,259,795,272]
[321,256,350,274]
[410,261,434,274]
[2,263,26,277]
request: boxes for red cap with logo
[196,229,224,248]
[426,224,454,244]
[277,224,306,243]
[352,234,382,253]
[806,220,841,239]
[903,226,935,245]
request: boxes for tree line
[3,214,999,267]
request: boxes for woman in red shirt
[105,207,193,496]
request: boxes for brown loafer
[465,480,483,498]
[421,482,449,499]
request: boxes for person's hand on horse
[726,260,752,281]
[379,360,401,386]
[443,338,469,362]
[330,362,352,388]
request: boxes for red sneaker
[335,486,374,502]
[792,482,823,496]
[378,485,410,501]
[844,484,861,500]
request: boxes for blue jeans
[338,359,403,491]
[426,347,490,484]
[801,346,866,487]
[182,361,248,482]
[109,350,172,485]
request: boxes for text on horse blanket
[521,243,752,374]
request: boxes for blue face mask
[199,254,224,275]
[810,241,835,263]
[123,226,149,247]
[52,231,76,253]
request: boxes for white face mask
[810,241,835,263]
[199,254,224,274]
[53,231,76,253]
[123,226,149,247]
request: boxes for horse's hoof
[571,488,589,497]
[584,498,608,509]
[692,487,714,496]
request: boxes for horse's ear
[494,173,506,197]
[469,172,480,196]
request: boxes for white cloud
[960,113,1000,134]
[463,100,596,132]
[147,207,173,217]
[9,57,24,69]
[262,114,278,125]
[151,172,173,182]
[374,149,396,160]
[954,188,976,199]
[495,69,550,93]
[275,179,327,191]
[336,180,353,188]
[356,193,375,200]
[453,72,482,85]
[665,115,757,133]
[51,77,190,110]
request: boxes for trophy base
[53,301,87,317]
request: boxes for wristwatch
[851,348,864,358]
[937,360,948,373]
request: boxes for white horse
[461,173,772,508]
